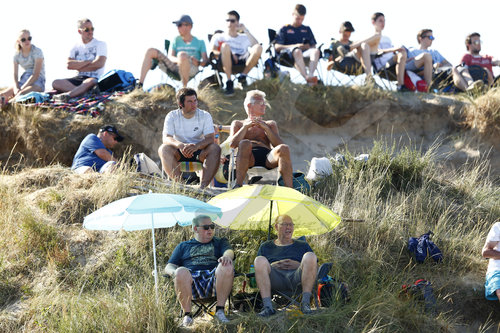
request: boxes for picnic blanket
[15,91,127,117]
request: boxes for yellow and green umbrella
[208,185,341,237]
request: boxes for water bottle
[249,265,257,288]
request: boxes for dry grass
[463,87,500,147]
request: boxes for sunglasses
[422,35,435,40]
[199,224,215,230]
[177,23,190,27]
[21,37,32,42]
[82,27,94,32]
[226,19,236,23]
[472,40,482,45]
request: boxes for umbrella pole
[267,200,273,240]
[151,215,159,304]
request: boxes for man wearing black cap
[138,14,208,88]
[71,125,123,174]
[326,21,362,74]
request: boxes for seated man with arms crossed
[228,90,293,188]
[52,18,107,102]
[165,215,234,326]
[71,125,123,174]
[158,88,220,189]
[138,15,208,89]
[254,214,318,316]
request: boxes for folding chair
[322,47,363,86]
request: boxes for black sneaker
[397,85,412,93]
[225,80,234,96]
[237,74,248,87]
[258,307,276,317]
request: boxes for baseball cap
[340,21,355,32]
[173,15,193,25]
[100,125,123,142]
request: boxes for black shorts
[217,53,248,72]
[178,149,202,162]
[252,146,273,169]
[67,75,93,86]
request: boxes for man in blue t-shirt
[138,14,208,88]
[71,125,123,174]
[275,4,320,85]
[165,215,234,326]
[254,214,318,316]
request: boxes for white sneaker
[215,309,230,323]
[182,315,193,327]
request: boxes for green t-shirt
[329,38,352,59]
[172,36,206,61]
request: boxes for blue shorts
[485,271,500,300]
[406,59,424,72]
[191,268,217,300]
[19,71,45,91]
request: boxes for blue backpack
[408,231,443,264]
[98,70,136,92]
[278,172,311,194]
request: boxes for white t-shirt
[163,108,214,144]
[69,38,107,78]
[486,222,500,275]
[374,35,394,70]
[211,32,251,56]
[13,45,46,80]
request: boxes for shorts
[73,161,116,174]
[191,268,217,300]
[67,75,94,87]
[252,146,273,169]
[157,51,199,79]
[269,266,303,293]
[406,59,423,72]
[278,47,317,67]
[216,52,248,72]
[485,271,500,300]
[332,56,362,75]
[178,149,202,162]
[19,71,45,91]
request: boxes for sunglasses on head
[226,19,236,23]
[21,37,32,42]
[82,27,94,32]
[199,224,215,230]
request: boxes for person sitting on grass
[227,89,293,188]
[71,125,123,174]
[0,29,45,108]
[52,18,107,102]
[254,214,318,317]
[164,215,234,326]
[158,87,220,189]
[482,222,500,302]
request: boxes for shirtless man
[228,90,293,188]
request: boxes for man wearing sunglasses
[458,32,500,89]
[52,18,107,102]
[138,15,208,89]
[165,215,234,326]
[71,125,123,174]
[210,10,262,95]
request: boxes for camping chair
[266,29,326,85]
[322,46,363,86]
[150,39,205,89]
[223,142,280,188]
[271,261,333,311]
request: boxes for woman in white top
[0,29,45,106]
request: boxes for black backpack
[318,278,350,307]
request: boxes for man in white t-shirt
[52,18,107,102]
[158,88,220,189]
[482,222,500,301]
[210,10,262,96]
